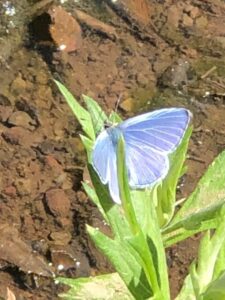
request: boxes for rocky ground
[0,0,225,299]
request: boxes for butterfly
[92,108,192,204]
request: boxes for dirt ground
[0,0,225,299]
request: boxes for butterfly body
[92,108,191,204]
[106,126,122,147]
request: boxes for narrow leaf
[163,201,225,247]
[88,164,132,240]
[172,149,225,223]
[82,181,108,222]
[54,80,95,140]
[203,271,225,300]
[131,188,170,299]
[83,95,108,134]
[157,127,192,227]
[87,225,151,299]
[164,149,225,246]
[79,134,93,162]
[109,111,122,124]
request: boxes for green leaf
[87,225,151,300]
[88,164,133,240]
[213,239,225,280]
[130,188,170,299]
[163,201,225,247]
[163,149,225,246]
[82,181,108,222]
[156,127,192,227]
[57,272,134,300]
[83,95,108,134]
[177,213,225,300]
[175,274,195,300]
[125,232,169,300]
[173,149,225,223]
[108,111,122,124]
[79,134,93,162]
[187,213,225,298]
[203,271,225,300]
[54,80,95,140]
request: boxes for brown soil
[0,0,225,299]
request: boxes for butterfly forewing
[120,108,191,154]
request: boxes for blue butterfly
[92,108,191,204]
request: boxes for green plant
[55,80,225,300]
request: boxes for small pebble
[45,189,71,217]
[8,111,35,130]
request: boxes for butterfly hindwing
[92,130,121,204]
[125,142,169,187]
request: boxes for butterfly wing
[125,143,169,187]
[120,108,191,153]
[92,130,121,204]
[92,108,191,203]
[119,108,191,187]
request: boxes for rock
[190,7,200,19]
[109,0,152,26]
[74,8,117,40]
[110,80,125,94]
[183,14,193,27]
[38,140,55,154]
[45,189,71,217]
[136,73,149,87]
[184,5,200,19]
[2,127,40,147]
[104,94,119,110]
[50,243,90,276]
[10,73,27,96]
[68,137,84,156]
[159,58,190,89]
[119,97,134,112]
[76,191,88,203]
[167,5,182,28]
[7,111,35,130]
[215,37,225,49]
[35,70,49,85]
[45,155,63,173]
[0,223,54,277]
[3,185,17,197]
[195,16,208,30]
[54,173,70,188]
[49,231,72,245]
[56,217,71,228]
[48,5,82,52]
[0,106,13,122]
[31,240,49,256]
[14,178,33,196]
[53,119,65,138]
[180,46,198,58]
[50,244,77,273]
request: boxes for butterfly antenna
[115,93,122,113]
